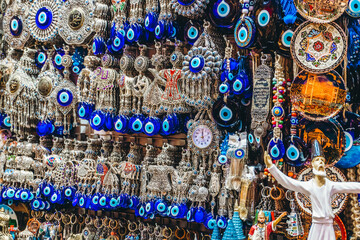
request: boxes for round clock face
[192,125,213,149]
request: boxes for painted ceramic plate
[290,21,347,73]
[298,118,345,165]
[295,166,348,216]
[294,0,348,23]
[290,70,346,121]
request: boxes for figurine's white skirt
[308,223,335,240]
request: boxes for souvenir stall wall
[0,0,359,239]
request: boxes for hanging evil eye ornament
[114,115,129,133]
[208,0,241,29]
[1,114,11,129]
[35,50,48,69]
[90,110,106,131]
[127,23,143,43]
[347,0,360,18]
[27,0,60,42]
[129,114,145,133]
[52,48,65,70]
[161,114,179,135]
[255,3,277,50]
[267,137,285,161]
[277,24,295,57]
[143,116,161,136]
[107,29,125,54]
[77,102,94,120]
[167,21,179,40]
[284,136,308,167]
[92,36,106,55]
[212,98,241,128]
[234,16,256,49]
[232,56,250,95]
[36,120,54,136]
[144,11,158,32]
[218,133,229,164]
[154,20,167,40]
[184,20,202,45]
[3,0,31,49]
[72,47,86,75]
[171,0,209,18]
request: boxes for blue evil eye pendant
[154,20,167,40]
[31,198,42,210]
[284,136,308,167]
[90,110,105,131]
[53,48,65,70]
[6,187,15,199]
[98,194,108,208]
[170,203,182,218]
[9,16,23,36]
[205,213,217,230]
[277,25,294,57]
[216,215,228,229]
[167,21,178,40]
[155,199,168,214]
[20,189,30,202]
[234,16,256,49]
[347,0,360,17]
[57,89,74,107]
[35,7,53,30]
[186,207,195,222]
[194,206,206,223]
[267,138,285,160]
[1,114,10,129]
[63,186,75,200]
[77,102,93,120]
[144,12,158,32]
[14,189,21,201]
[107,31,125,54]
[161,114,177,135]
[145,201,155,214]
[129,114,145,133]
[208,0,241,29]
[127,23,143,43]
[219,82,230,94]
[36,120,52,137]
[184,20,202,45]
[212,98,240,128]
[92,37,106,55]
[114,115,129,133]
[143,116,161,136]
[109,195,118,209]
[42,183,54,197]
[104,113,114,131]
[35,51,47,69]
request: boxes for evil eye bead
[234,17,255,48]
[143,117,160,136]
[237,26,247,43]
[77,103,89,119]
[6,188,15,199]
[216,0,230,18]
[219,106,233,122]
[248,133,254,144]
[347,0,360,17]
[218,154,228,164]
[114,115,128,133]
[90,111,105,131]
[219,82,230,94]
[79,196,86,208]
[184,21,202,45]
[20,191,29,201]
[234,149,244,159]
[50,192,58,203]
[267,138,285,160]
[64,188,73,198]
[99,195,107,207]
[194,207,206,223]
[155,20,166,40]
[35,51,47,68]
[35,7,53,30]
[171,205,180,217]
[144,12,158,32]
[92,37,106,55]
[10,16,23,36]
[216,216,227,229]
[284,136,308,167]
[57,89,73,107]
[345,131,354,152]
[156,202,167,213]
[91,195,99,205]
[189,56,205,73]
[43,185,53,197]
[2,116,11,128]
[257,9,270,27]
[232,79,244,94]
[139,205,145,217]
[109,197,118,208]
[187,26,199,41]
[272,106,284,117]
[31,199,41,209]
[212,99,240,128]
[286,144,300,161]
[281,29,293,48]
[108,32,125,54]
[130,115,144,133]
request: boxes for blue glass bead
[184,21,202,45]
[209,0,241,29]
[267,138,285,160]
[53,49,65,70]
[216,215,228,229]
[189,55,205,73]
[187,207,195,222]
[114,115,129,133]
[92,37,106,55]
[10,16,23,36]
[35,51,47,68]
[35,7,53,30]
[205,213,216,230]
[155,20,166,40]
[144,12,158,32]
[143,116,161,136]
[129,114,145,133]
[57,89,74,107]
[90,110,105,131]
[194,206,206,223]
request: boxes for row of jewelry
[0,134,257,231]
[17,211,212,240]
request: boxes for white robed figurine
[265,139,360,240]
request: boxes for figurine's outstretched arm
[265,151,311,195]
[331,181,360,194]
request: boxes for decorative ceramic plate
[295,166,348,216]
[294,0,348,23]
[290,70,346,121]
[298,118,345,165]
[290,21,347,73]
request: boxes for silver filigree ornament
[58,0,95,45]
[27,0,60,42]
[3,0,31,49]
[171,0,209,18]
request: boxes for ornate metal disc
[290,21,347,73]
[295,166,348,216]
[58,0,94,44]
[3,0,30,49]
